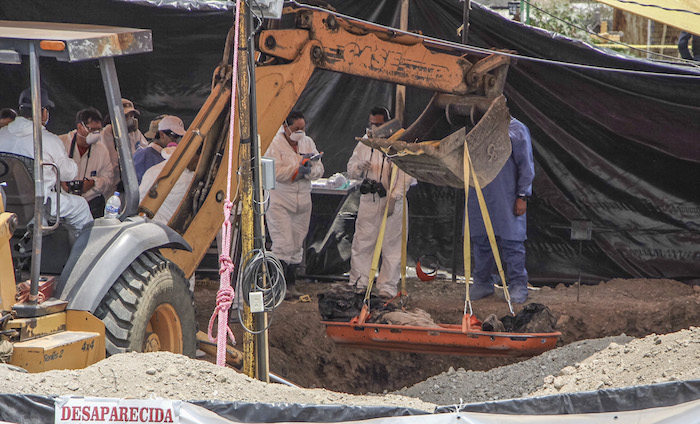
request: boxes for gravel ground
[395,334,634,404]
[0,328,698,411]
[397,328,700,405]
[0,352,437,412]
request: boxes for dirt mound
[0,351,436,411]
[194,277,700,395]
[531,326,700,396]
[1,277,696,413]
[396,334,634,404]
[397,327,700,406]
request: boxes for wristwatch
[517,193,529,201]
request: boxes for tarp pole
[394,0,409,125]
[246,0,270,383]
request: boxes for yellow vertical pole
[235,0,257,379]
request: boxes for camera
[66,180,84,195]
[359,178,386,197]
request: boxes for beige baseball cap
[122,98,140,116]
[158,115,186,137]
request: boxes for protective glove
[293,163,312,182]
[358,160,371,172]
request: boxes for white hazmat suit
[0,117,93,238]
[347,142,414,298]
[59,130,114,202]
[100,125,148,194]
[264,127,323,265]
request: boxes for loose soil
[194,277,700,395]
[0,278,698,410]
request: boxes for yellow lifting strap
[399,174,408,307]
[362,164,400,305]
[463,141,515,316]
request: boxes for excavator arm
[139,3,512,278]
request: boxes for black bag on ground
[318,286,397,322]
[481,303,557,333]
[501,303,556,333]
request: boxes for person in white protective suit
[0,88,93,239]
[59,107,114,218]
[100,98,148,194]
[264,110,324,300]
[347,107,415,300]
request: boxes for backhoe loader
[0,22,195,372]
[1,2,512,372]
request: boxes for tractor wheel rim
[145,303,183,353]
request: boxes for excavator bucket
[362,95,512,188]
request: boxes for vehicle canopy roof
[0,21,152,62]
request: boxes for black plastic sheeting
[2,0,699,283]
[437,379,700,416]
[190,401,428,422]
[0,380,699,421]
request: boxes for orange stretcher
[323,320,560,357]
[324,147,561,357]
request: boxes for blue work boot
[509,283,528,304]
[469,283,495,300]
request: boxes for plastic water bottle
[104,192,121,219]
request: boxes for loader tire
[94,250,197,358]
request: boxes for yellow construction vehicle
[0,22,195,372]
[1,2,511,372]
[140,1,512,279]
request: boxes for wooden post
[394,0,409,125]
[236,0,258,379]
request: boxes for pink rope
[207,0,242,367]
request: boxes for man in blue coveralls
[467,116,534,304]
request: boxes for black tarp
[1,0,699,283]
[0,379,699,421]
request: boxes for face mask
[126,116,138,133]
[86,131,101,145]
[289,130,305,142]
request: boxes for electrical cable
[235,249,286,334]
[520,0,700,66]
[291,1,700,78]
[604,0,700,17]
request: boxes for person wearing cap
[58,107,114,218]
[0,88,93,238]
[139,144,200,291]
[144,114,168,143]
[139,144,199,226]
[133,115,186,184]
[99,98,149,194]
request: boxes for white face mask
[85,131,101,145]
[289,130,305,142]
[126,116,138,133]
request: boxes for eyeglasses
[162,130,182,141]
[82,122,102,133]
